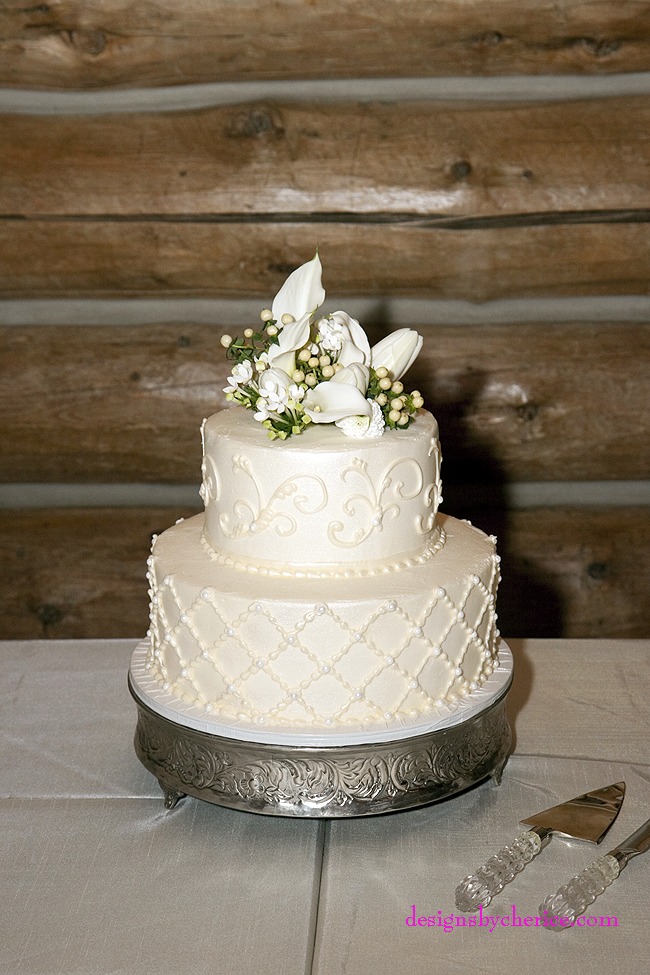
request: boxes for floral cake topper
[222,254,424,440]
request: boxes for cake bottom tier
[146,513,500,735]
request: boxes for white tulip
[330,362,370,394]
[370,328,423,380]
[271,253,326,326]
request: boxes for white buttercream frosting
[144,400,504,737]
[146,513,500,733]
[200,407,442,570]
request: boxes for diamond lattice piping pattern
[146,554,500,729]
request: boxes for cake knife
[539,813,650,928]
[455,781,625,912]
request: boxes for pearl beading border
[198,524,446,578]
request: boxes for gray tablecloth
[1,638,648,974]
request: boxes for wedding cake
[141,256,501,738]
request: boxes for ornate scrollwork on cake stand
[128,659,513,818]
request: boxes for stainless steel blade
[609,814,650,868]
[539,813,650,925]
[520,781,625,843]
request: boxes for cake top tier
[201,406,442,574]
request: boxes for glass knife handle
[539,854,620,929]
[455,830,545,912]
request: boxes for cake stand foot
[490,753,509,786]
[161,785,186,809]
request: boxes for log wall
[1,0,649,639]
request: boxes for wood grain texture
[1,322,648,484]
[456,506,650,640]
[3,220,650,300]
[2,97,649,299]
[1,506,647,639]
[0,507,188,640]
[3,98,649,220]
[1,1,648,89]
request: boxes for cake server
[455,781,625,912]
[539,813,650,929]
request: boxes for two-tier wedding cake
[133,255,505,743]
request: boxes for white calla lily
[370,328,423,380]
[262,312,311,375]
[272,253,325,325]
[303,372,373,424]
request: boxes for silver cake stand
[129,642,513,818]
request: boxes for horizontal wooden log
[3,98,650,220]
[1,322,648,483]
[2,220,650,300]
[0,1,648,89]
[467,506,650,640]
[0,506,647,639]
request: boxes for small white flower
[255,367,294,415]
[317,311,371,368]
[253,400,271,421]
[288,383,305,402]
[318,317,344,352]
[336,400,385,438]
[223,359,254,393]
